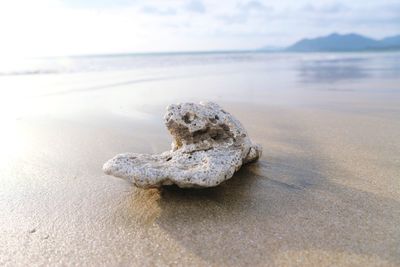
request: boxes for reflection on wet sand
[128,107,400,266]
[153,165,399,265]
[1,52,399,266]
[298,57,370,83]
[297,54,400,84]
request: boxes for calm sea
[1,51,400,83]
[1,51,399,121]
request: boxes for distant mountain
[380,35,400,47]
[283,33,400,52]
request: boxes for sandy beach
[0,52,399,266]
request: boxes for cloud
[185,0,206,13]
[241,0,270,11]
[217,1,273,24]
[62,0,136,9]
[0,0,399,56]
[141,5,176,16]
[293,1,400,33]
[302,2,347,14]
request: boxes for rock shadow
[122,111,400,266]
[152,132,400,266]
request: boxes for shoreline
[1,52,399,266]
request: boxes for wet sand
[1,53,400,266]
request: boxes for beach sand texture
[0,52,399,266]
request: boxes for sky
[0,0,399,57]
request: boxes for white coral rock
[103,102,262,188]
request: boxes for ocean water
[1,51,400,79]
[1,52,400,266]
[0,51,399,121]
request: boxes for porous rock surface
[103,102,262,188]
